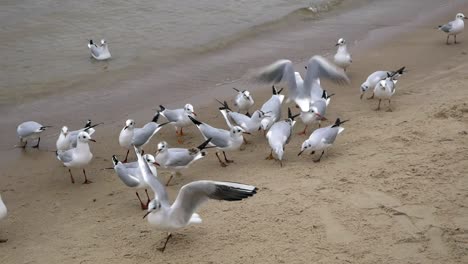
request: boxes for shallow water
[0,0,348,104]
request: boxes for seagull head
[143,154,156,164]
[456,13,466,20]
[242,90,252,101]
[156,141,168,154]
[124,119,135,130]
[100,39,107,45]
[77,131,96,143]
[336,38,346,46]
[184,103,196,116]
[298,140,312,156]
[143,199,161,219]
[231,126,249,136]
[61,126,69,136]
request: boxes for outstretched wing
[135,146,169,205]
[170,181,257,224]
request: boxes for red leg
[215,152,227,167]
[136,192,147,210]
[123,149,130,163]
[297,125,308,135]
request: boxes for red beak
[89,139,96,142]
[192,112,197,116]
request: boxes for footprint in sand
[318,207,358,244]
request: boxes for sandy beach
[1,1,468,264]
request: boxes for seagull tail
[331,118,349,128]
[159,105,165,112]
[151,112,160,123]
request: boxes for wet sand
[1,1,468,264]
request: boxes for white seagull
[298,118,347,162]
[298,90,331,135]
[56,131,95,184]
[135,146,257,252]
[266,108,300,167]
[217,100,267,135]
[88,39,111,60]
[119,113,169,162]
[112,154,158,209]
[260,86,285,132]
[158,104,196,143]
[373,72,400,111]
[334,38,352,71]
[232,88,254,115]
[56,120,102,151]
[155,138,211,186]
[16,121,52,149]
[438,13,466,44]
[189,116,247,167]
[256,56,348,112]
[360,67,406,100]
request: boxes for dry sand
[1,4,468,264]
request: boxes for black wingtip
[216,100,231,111]
[112,155,119,166]
[89,39,94,45]
[331,118,349,128]
[188,115,202,126]
[151,112,160,123]
[197,138,212,151]
[159,105,165,112]
[395,66,406,75]
[272,85,276,95]
[232,87,240,92]
[321,90,327,99]
[245,112,251,117]
[287,107,300,120]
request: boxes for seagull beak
[89,139,96,142]
[192,112,197,116]
[316,113,327,121]
[360,93,364,100]
[142,211,151,219]
[124,126,128,130]
[243,132,251,135]
[335,43,339,46]
[297,150,304,156]
[153,161,160,166]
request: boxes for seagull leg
[376,99,381,111]
[455,35,457,44]
[136,192,147,210]
[180,127,184,136]
[68,169,75,184]
[82,169,92,184]
[165,173,174,186]
[215,152,227,167]
[314,150,325,163]
[123,150,130,163]
[265,150,274,160]
[243,137,250,144]
[367,93,375,100]
[157,232,172,252]
[32,137,41,149]
[446,35,450,45]
[279,160,283,167]
[386,99,393,112]
[297,125,308,135]
[223,151,234,163]
[145,189,151,207]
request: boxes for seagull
[158,104,196,143]
[56,131,95,184]
[56,120,102,151]
[189,116,248,167]
[155,138,211,186]
[0,193,6,243]
[88,39,111,60]
[256,56,348,112]
[112,154,158,209]
[266,108,299,167]
[298,90,331,135]
[217,100,267,135]
[135,146,257,252]
[360,67,406,100]
[260,86,285,132]
[334,38,352,71]
[438,13,467,44]
[119,113,169,162]
[298,118,347,162]
[232,88,254,115]
[16,121,52,149]
[374,67,405,112]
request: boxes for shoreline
[1,1,468,263]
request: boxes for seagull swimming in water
[88,39,111,60]
[438,13,467,44]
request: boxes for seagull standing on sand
[217,100,267,134]
[438,13,466,44]
[373,69,405,111]
[266,108,299,167]
[56,120,102,151]
[298,90,330,135]
[119,113,169,162]
[16,121,52,149]
[233,88,254,115]
[256,56,348,112]
[88,39,111,60]
[259,86,285,131]
[334,38,352,71]
[360,67,406,100]
[189,116,247,167]
[158,104,197,143]
[298,118,347,162]
[56,131,95,184]
[135,146,257,252]
[112,154,158,209]
[155,138,211,186]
